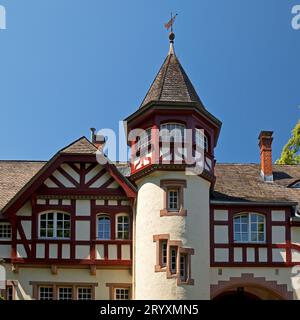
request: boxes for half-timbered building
[1,32,300,300]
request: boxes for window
[0,223,11,239]
[97,216,111,240]
[116,215,129,240]
[39,212,70,239]
[160,180,187,216]
[39,287,53,300]
[195,128,209,152]
[136,128,152,157]
[77,287,92,300]
[115,288,130,300]
[160,123,186,142]
[291,181,300,188]
[180,254,188,282]
[161,240,168,267]
[58,287,72,300]
[167,188,179,211]
[234,213,266,243]
[170,246,177,274]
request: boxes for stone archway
[211,273,293,300]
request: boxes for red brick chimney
[258,131,273,182]
[90,128,105,150]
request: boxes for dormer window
[291,181,300,189]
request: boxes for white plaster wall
[21,221,31,240]
[135,170,211,300]
[75,221,90,241]
[0,245,11,258]
[214,210,228,221]
[76,200,91,216]
[214,226,228,244]
[16,202,32,216]
[3,264,131,300]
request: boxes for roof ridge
[158,53,172,101]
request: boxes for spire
[139,27,204,109]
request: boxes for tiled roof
[140,44,205,109]
[60,137,97,154]
[213,164,300,205]
[0,161,46,213]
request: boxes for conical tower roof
[140,38,205,109]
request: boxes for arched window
[195,128,209,152]
[234,213,265,243]
[160,123,186,142]
[39,212,70,239]
[116,214,129,240]
[97,215,111,240]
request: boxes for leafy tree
[276,120,300,164]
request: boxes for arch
[211,273,293,300]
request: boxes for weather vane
[164,13,178,33]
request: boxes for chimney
[258,131,273,182]
[90,128,105,150]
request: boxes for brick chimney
[258,131,273,182]
[90,128,105,150]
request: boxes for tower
[125,31,222,299]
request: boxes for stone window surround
[153,234,194,285]
[106,283,132,300]
[160,180,187,216]
[30,281,97,300]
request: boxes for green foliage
[0,295,4,300]
[276,120,300,164]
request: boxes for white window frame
[58,287,73,300]
[180,254,188,281]
[160,123,186,142]
[167,188,179,211]
[195,128,209,152]
[77,287,92,300]
[38,211,71,239]
[161,240,168,267]
[170,246,177,274]
[97,215,111,240]
[0,222,12,240]
[233,213,266,243]
[114,288,130,300]
[39,286,54,300]
[136,128,152,157]
[116,214,130,240]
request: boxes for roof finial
[164,13,178,47]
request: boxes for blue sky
[0,0,299,163]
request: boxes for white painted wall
[135,170,211,299]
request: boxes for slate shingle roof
[0,161,46,213]
[60,137,97,154]
[140,45,205,109]
[213,164,300,205]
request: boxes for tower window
[161,240,168,267]
[160,180,187,216]
[170,246,178,274]
[160,123,186,142]
[180,254,188,282]
[136,128,152,157]
[195,128,209,152]
[167,189,179,211]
